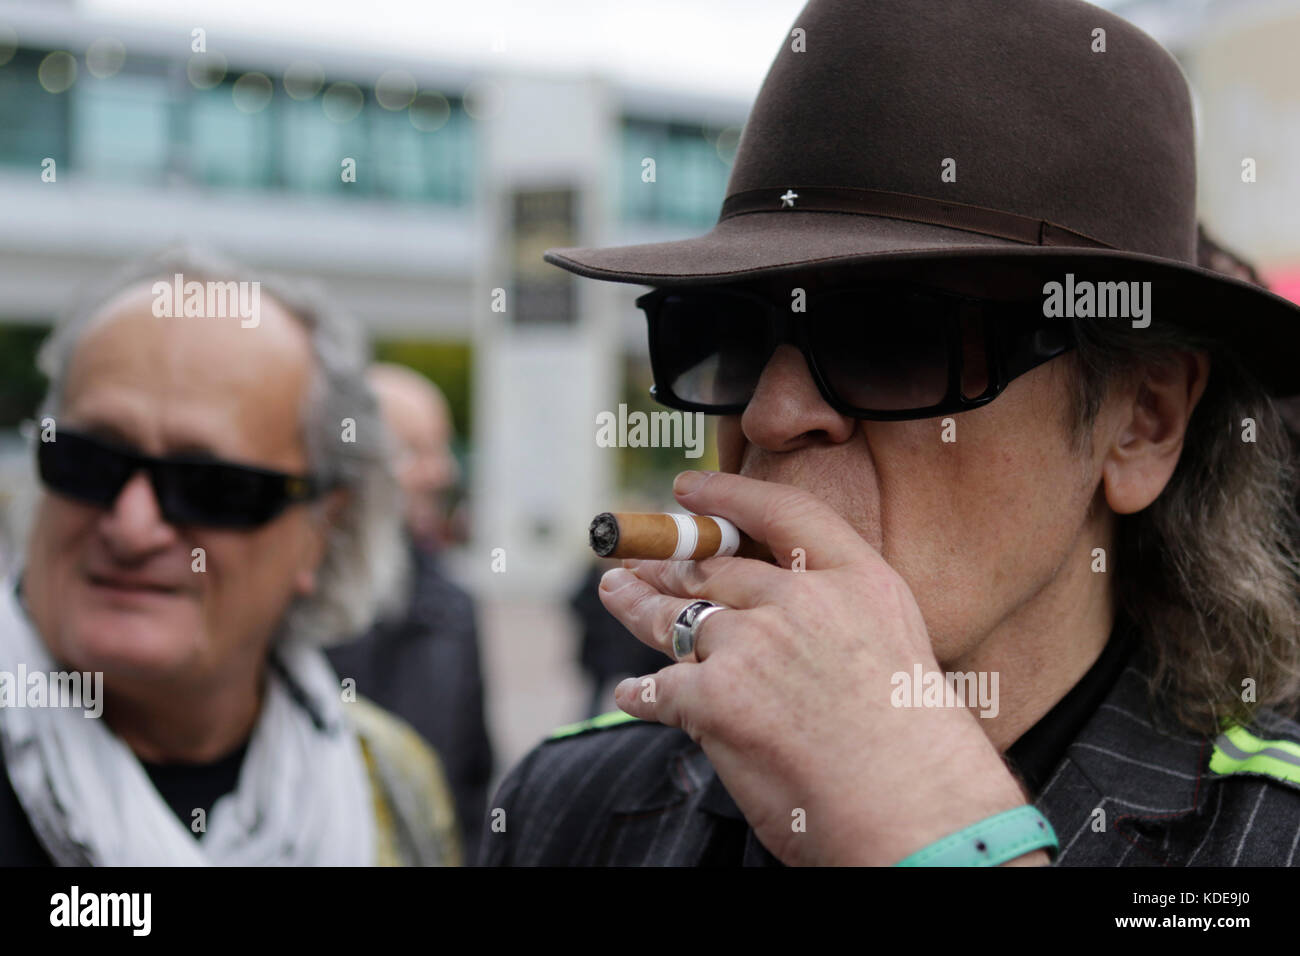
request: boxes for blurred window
[368,100,473,203]
[0,46,474,204]
[0,49,69,168]
[73,63,172,183]
[619,117,733,227]
[189,77,276,189]
[281,93,360,194]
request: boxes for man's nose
[98,470,179,557]
[740,344,857,451]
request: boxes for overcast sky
[83,0,1127,101]
[84,0,805,100]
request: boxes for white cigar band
[711,516,741,557]
[669,513,699,560]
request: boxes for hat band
[719,186,1115,250]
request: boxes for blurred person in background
[1197,223,1267,289]
[327,363,493,861]
[369,364,462,550]
[571,558,670,719]
[0,247,460,866]
[1197,224,1300,432]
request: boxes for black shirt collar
[1005,617,1138,797]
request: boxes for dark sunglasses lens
[156,462,287,528]
[37,431,135,507]
[37,429,306,528]
[960,312,991,400]
[810,290,953,412]
[652,292,772,408]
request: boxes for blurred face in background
[21,282,332,690]
[368,364,460,549]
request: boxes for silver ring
[671,600,728,661]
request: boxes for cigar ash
[589,512,620,557]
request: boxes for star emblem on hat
[780,189,798,208]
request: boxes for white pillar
[469,73,620,599]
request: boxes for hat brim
[545,211,1300,396]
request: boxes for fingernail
[674,470,706,495]
[600,568,637,592]
[614,677,639,701]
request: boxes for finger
[599,566,740,660]
[621,554,788,608]
[672,470,873,569]
[612,662,702,730]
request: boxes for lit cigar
[589,512,769,561]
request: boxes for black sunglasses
[637,282,1076,421]
[37,428,324,529]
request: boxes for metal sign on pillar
[510,187,578,326]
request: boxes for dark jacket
[479,653,1300,866]
[570,563,670,718]
[0,748,49,865]
[327,543,493,861]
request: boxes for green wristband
[894,805,1058,867]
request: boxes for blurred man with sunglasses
[483,0,1300,867]
[0,247,460,865]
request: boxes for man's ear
[1101,350,1210,515]
[293,488,351,597]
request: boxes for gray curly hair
[32,244,408,646]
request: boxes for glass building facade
[618,116,737,227]
[0,42,739,224]
[0,44,476,203]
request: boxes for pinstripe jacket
[479,658,1300,866]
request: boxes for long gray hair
[1064,317,1300,735]
[33,244,408,646]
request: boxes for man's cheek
[716,416,746,473]
[32,499,85,552]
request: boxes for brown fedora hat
[545,0,1300,394]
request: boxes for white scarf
[0,582,375,866]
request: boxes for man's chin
[50,610,204,682]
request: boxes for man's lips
[85,572,187,597]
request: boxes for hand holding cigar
[589,512,772,562]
